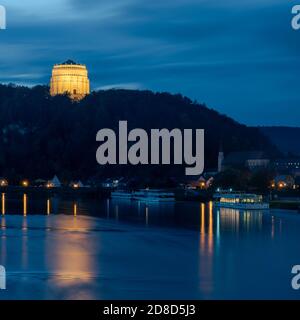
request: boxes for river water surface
[0,192,299,299]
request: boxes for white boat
[132,189,175,202]
[111,190,132,199]
[214,192,269,210]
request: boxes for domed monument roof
[61,59,81,66]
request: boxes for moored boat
[214,192,269,210]
[132,189,175,202]
[111,190,132,199]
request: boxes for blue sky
[0,0,299,126]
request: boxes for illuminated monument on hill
[50,60,90,100]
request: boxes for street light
[22,180,29,187]
[0,179,8,187]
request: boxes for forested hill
[259,127,300,156]
[0,84,277,181]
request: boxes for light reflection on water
[0,192,299,299]
[2,192,5,215]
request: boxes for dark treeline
[0,84,278,182]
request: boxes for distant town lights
[46,182,54,188]
[0,179,8,187]
[278,182,286,189]
[22,180,29,187]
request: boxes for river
[0,192,299,299]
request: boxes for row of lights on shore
[271,182,298,189]
[271,182,287,189]
[0,179,80,189]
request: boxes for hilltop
[258,126,300,156]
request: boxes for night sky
[0,0,299,126]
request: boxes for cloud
[97,82,143,90]
[0,0,299,126]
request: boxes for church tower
[50,60,90,100]
[218,143,224,172]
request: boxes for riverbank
[0,186,110,199]
[270,199,300,210]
